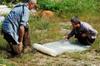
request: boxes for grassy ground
[0,0,100,66]
[0,14,100,66]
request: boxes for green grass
[0,14,100,66]
[0,13,100,66]
[2,0,99,15]
[38,0,99,16]
[29,16,64,43]
[0,0,100,66]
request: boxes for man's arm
[64,29,75,40]
[82,22,98,38]
[17,25,25,52]
[18,25,25,43]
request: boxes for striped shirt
[2,3,30,44]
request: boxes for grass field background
[0,0,100,66]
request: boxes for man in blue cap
[65,16,98,45]
[2,0,37,57]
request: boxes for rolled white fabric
[33,43,57,56]
[33,40,90,56]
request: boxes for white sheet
[33,40,90,56]
[0,16,5,22]
[0,5,11,15]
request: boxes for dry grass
[0,3,100,65]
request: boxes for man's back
[2,3,30,44]
[80,22,98,36]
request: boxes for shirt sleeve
[82,22,98,39]
[88,27,98,35]
[83,23,98,35]
[87,27,98,39]
[68,29,75,36]
[20,6,29,27]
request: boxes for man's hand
[64,36,68,41]
[18,42,23,52]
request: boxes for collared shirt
[68,22,98,39]
[2,3,30,44]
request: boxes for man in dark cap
[2,0,37,57]
[65,16,98,45]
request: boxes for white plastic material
[0,16,5,22]
[0,5,11,15]
[0,5,8,8]
[33,40,90,56]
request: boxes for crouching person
[2,0,37,57]
[65,16,98,45]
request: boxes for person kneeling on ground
[65,16,98,45]
[2,0,37,57]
